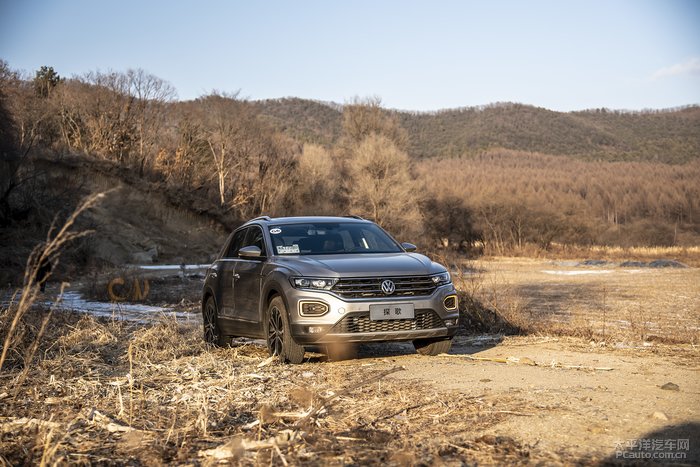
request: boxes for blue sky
[1,0,698,111]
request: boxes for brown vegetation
[1,59,699,284]
[417,150,700,254]
[1,308,568,465]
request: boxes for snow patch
[541,270,614,276]
[137,264,210,271]
[45,291,195,323]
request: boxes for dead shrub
[56,314,119,354]
[452,265,523,335]
[128,319,204,363]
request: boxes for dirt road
[351,336,698,463]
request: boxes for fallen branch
[484,410,535,416]
[199,430,303,460]
[0,417,62,434]
[87,408,139,433]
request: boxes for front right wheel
[265,296,305,364]
[413,337,453,356]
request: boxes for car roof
[243,216,369,226]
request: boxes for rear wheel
[202,297,221,345]
[413,337,452,356]
[203,296,224,346]
[266,296,305,364]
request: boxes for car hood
[275,253,443,277]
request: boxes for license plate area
[369,303,415,320]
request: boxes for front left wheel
[266,296,305,364]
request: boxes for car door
[219,227,247,319]
[232,225,267,324]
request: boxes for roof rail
[343,215,364,220]
[250,216,271,222]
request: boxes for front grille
[332,275,437,299]
[330,309,444,334]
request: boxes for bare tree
[195,92,297,217]
[344,134,422,237]
[341,96,407,149]
[157,116,208,186]
[290,143,339,215]
[196,92,246,206]
[56,71,136,161]
[0,61,60,225]
[126,68,177,174]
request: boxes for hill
[253,98,343,147]
[253,99,700,163]
[0,154,228,285]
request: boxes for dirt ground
[2,257,699,465]
[368,336,700,464]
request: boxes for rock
[301,371,314,378]
[652,411,669,421]
[519,356,536,366]
[660,382,680,391]
[620,261,647,268]
[131,251,153,263]
[580,259,609,266]
[648,259,687,268]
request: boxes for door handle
[233,273,240,280]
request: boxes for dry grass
[456,257,700,345]
[0,309,570,466]
[0,191,109,373]
[541,244,700,267]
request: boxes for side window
[242,226,267,258]
[225,228,248,258]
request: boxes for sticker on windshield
[270,228,282,234]
[277,244,300,254]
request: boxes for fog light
[443,295,458,310]
[300,301,329,316]
[307,326,323,334]
[444,318,458,326]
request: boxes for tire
[413,337,452,356]
[265,296,305,364]
[203,296,227,346]
[325,342,358,362]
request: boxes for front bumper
[287,284,459,345]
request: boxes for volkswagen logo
[381,279,395,295]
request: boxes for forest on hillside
[255,98,700,163]
[1,61,699,276]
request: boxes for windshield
[268,222,403,255]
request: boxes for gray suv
[202,216,459,363]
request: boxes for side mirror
[401,242,417,252]
[239,245,262,258]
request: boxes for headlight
[431,272,451,285]
[292,277,338,290]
